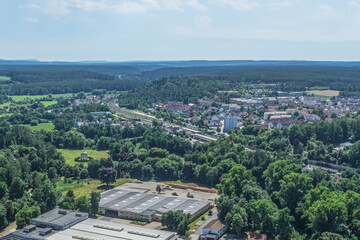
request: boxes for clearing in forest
[306,90,340,97]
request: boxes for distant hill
[1,59,360,76]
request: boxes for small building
[23,225,36,233]
[39,228,52,236]
[80,151,88,161]
[340,142,353,151]
[202,220,227,240]
[30,209,88,230]
[248,232,267,240]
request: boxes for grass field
[10,93,74,102]
[306,90,340,98]
[23,122,55,131]
[0,76,11,82]
[0,102,11,109]
[41,100,58,107]
[56,178,133,197]
[57,149,109,166]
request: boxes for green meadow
[56,178,132,197]
[57,149,109,166]
[0,76,11,82]
[23,122,55,132]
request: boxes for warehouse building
[99,188,211,222]
[30,209,88,230]
[0,217,175,240]
[47,219,176,240]
[0,209,88,240]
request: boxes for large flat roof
[31,209,88,228]
[99,188,210,216]
[47,219,175,240]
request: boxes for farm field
[56,178,133,197]
[23,122,55,131]
[306,90,340,98]
[57,149,109,166]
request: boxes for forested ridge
[0,70,148,95]
[141,65,360,92]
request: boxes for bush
[79,169,89,179]
[30,120,38,126]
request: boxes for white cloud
[25,17,39,23]
[194,15,211,28]
[267,1,293,10]
[161,0,183,11]
[186,0,207,11]
[209,0,258,11]
[319,5,333,12]
[312,5,340,20]
[30,0,71,15]
[28,0,209,15]
[349,0,360,7]
[113,1,148,14]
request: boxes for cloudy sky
[1,0,360,61]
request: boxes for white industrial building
[99,188,211,222]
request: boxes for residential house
[166,101,190,114]
[248,232,267,240]
[201,220,227,240]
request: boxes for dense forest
[118,76,231,109]
[0,70,148,95]
[2,63,360,96]
[141,66,360,93]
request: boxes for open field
[306,90,340,97]
[56,178,133,198]
[159,180,199,187]
[23,122,55,131]
[0,102,11,109]
[0,76,11,82]
[41,100,58,107]
[57,149,109,166]
[10,93,74,102]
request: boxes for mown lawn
[57,149,109,166]
[23,122,55,131]
[41,100,58,107]
[56,178,133,197]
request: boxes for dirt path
[0,222,16,237]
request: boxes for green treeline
[0,70,148,95]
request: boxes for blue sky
[1,0,360,61]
